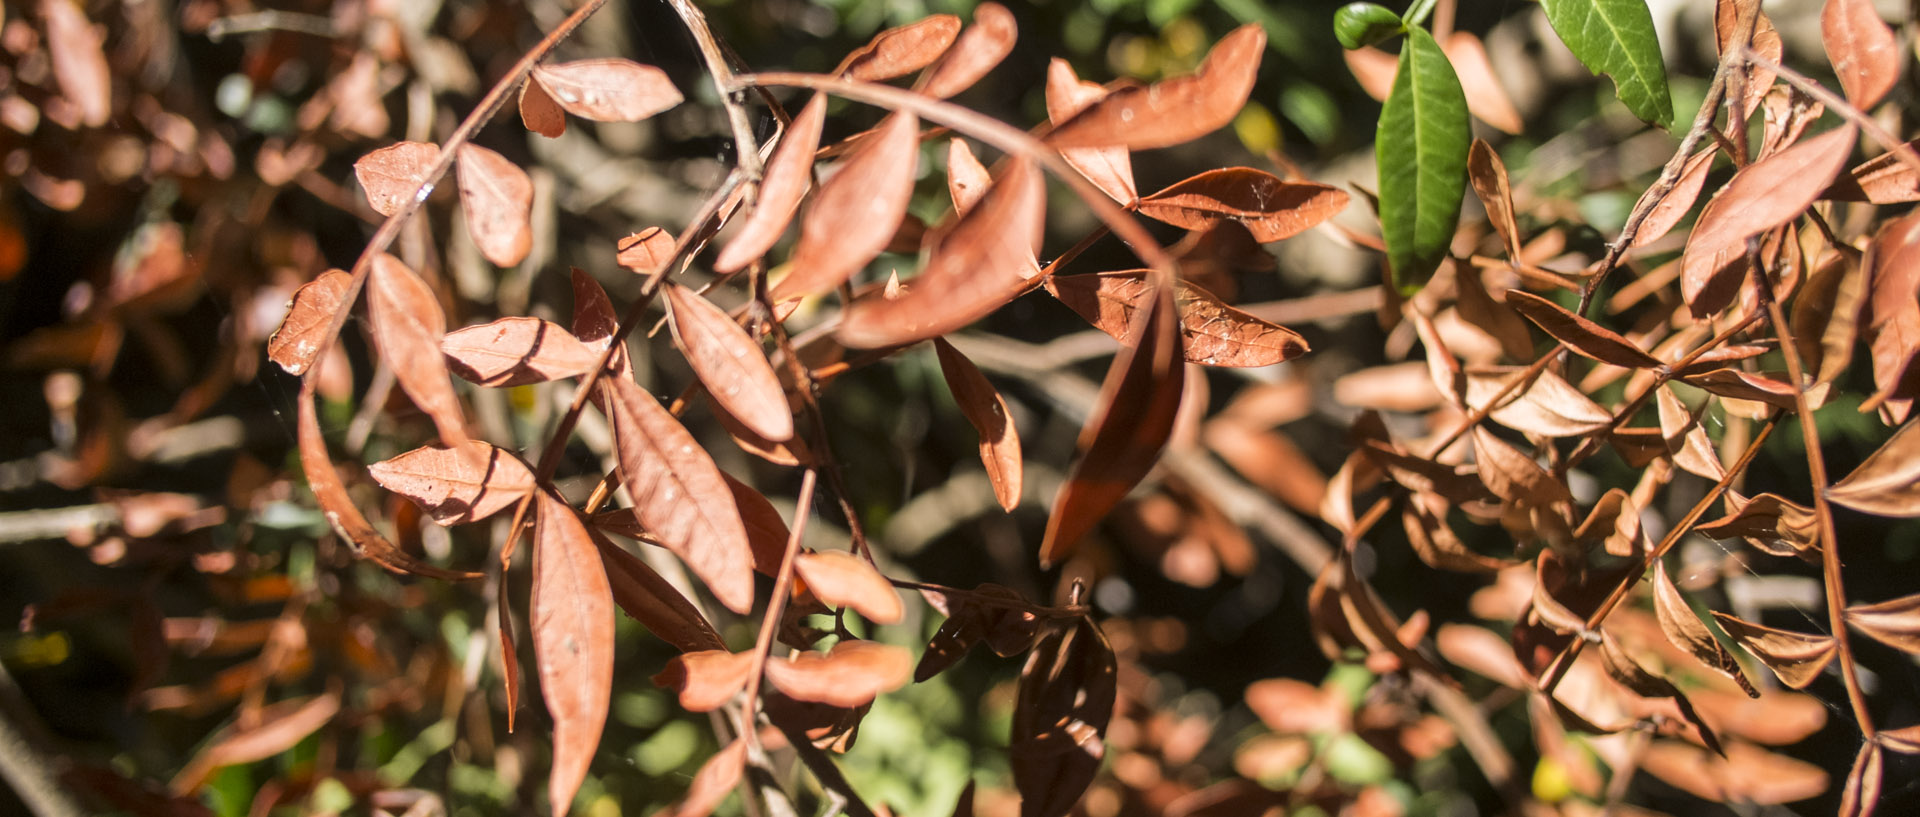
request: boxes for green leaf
[1376,26,1469,292]
[1539,0,1673,128]
[1333,3,1403,50]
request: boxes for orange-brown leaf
[617,227,676,275]
[1468,140,1520,258]
[602,377,755,614]
[1470,427,1572,507]
[1136,168,1347,243]
[367,254,470,450]
[442,317,601,387]
[655,737,748,817]
[1041,279,1184,567]
[917,3,1016,99]
[764,640,913,708]
[794,551,903,624]
[653,649,755,711]
[770,110,919,302]
[1632,148,1717,248]
[354,141,440,218]
[837,155,1043,347]
[665,282,793,442]
[1710,611,1835,689]
[1845,592,1920,654]
[1697,491,1819,558]
[837,15,962,81]
[1681,126,1857,317]
[592,531,725,653]
[520,74,566,138]
[1825,140,1920,203]
[1504,289,1661,369]
[1822,0,1899,110]
[714,94,826,273]
[1840,742,1883,817]
[268,270,351,376]
[168,692,340,793]
[531,59,682,122]
[1044,59,1135,203]
[935,338,1022,511]
[1679,368,1799,410]
[1828,419,1920,517]
[368,441,534,526]
[1441,32,1522,135]
[41,0,111,128]
[1012,619,1115,817]
[1047,271,1306,367]
[1653,561,1758,696]
[532,491,614,817]
[456,144,534,268]
[946,138,993,213]
[1864,213,1920,423]
[1045,24,1264,150]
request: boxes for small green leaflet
[1539,0,1673,129]
[1377,26,1468,292]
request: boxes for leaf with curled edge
[1012,618,1115,817]
[1823,0,1898,110]
[836,15,962,81]
[836,154,1044,348]
[945,138,993,213]
[1655,385,1726,481]
[653,649,755,711]
[1044,60,1135,203]
[1844,592,1920,654]
[1047,271,1307,368]
[1792,247,1866,395]
[1681,126,1857,317]
[354,141,440,218]
[519,73,566,138]
[1824,139,1920,203]
[296,395,479,582]
[1597,631,1724,756]
[770,111,919,303]
[617,227,676,276]
[714,94,826,274]
[1679,368,1798,410]
[1040,279,1185,567]
[795,551,903,624]
[1697,491,1818,558]
[935,338,1023,512]
[601,377,755,614]
[531,59,682,122]
[532,491,614,817]
[1045,24,1264,151]
[369,441,534,526]
[1880,724,1920,754]
[1709,611,1834,689]
[456,144,533,267]
[1468,140,1522,258]
[442,317,600,387]
[1839,742,1883,817]
[570,267,632,383]
[1401,492,1515,572]
[665,283,793,442]
[1464,367,1612,438]
[1470,427,1572,507]
[1136,168,1347,243]
[917,3,1015,98]
[269,270,351,376]
[590,529,724,653]
[1575,488,1647,558]
[1653,560,1759,697]
[1828,419,1920,517]
[1504,290,1661,369]
[367,254,470,451]
[1864,213,1920,423]
[765,640,913,708]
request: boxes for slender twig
[664,0,764,181]
[739,468,818,740]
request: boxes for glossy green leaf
[1334,3,1402,50]
[1376,26,1468,292]
[1539,0,1673,128]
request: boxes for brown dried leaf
[592,531,725,653]
[1880,724,1920,754]
[1823,0,1899,110]
[771,110,919,302]
[946,138,993,213]
[442,317,600,387]
[1709,611,1834,689]
[655,737,748,817]
[665,283,793,442]
[1632,148,1717,248]
[1717,1,1784,121]
[1829,419,1920,516]
[520,74,566,138]
[602,377,754,614]
[917,3,1015,99]
[1504,290,1661,369]
[532,491,614,817]
[1441,32,1522,135]
[1863,213,1920,423]
[1041,279,1185,566]
[456,144,534,267]
[795,551,902,624]
[1470,427,1572,507]
[354,142,441,218]
[1468,141,1521,258]
[1845,592,1920,654]
[1653,561,1758,696]
[1402,494,1513,572]
[1825,140,1920,203]
[1792,247,1867,393]
[1012,619,1115,817]
[1641,739,1829,805]
[1840,742,1883,817]
[1245,677,1349,735]
[617,227,676,275]
[1697,492,1818,558]
[1681,126,1857,317]
[268,270,351,376]
[715,94,826,273]
[368,441,534,526]
[1045,24,1264,150]
[1047,271,1307,367]
[1045,59,1135,203]
[168,692,340,793]
[42,0,110,127]
[836,15,962,81]
[1137,168,1347,243]
[765,640,913,708]
[1679,368,1799,410]
[1464,367,1612,438]
[935,338,1023,511]
[367,254,470,450]
[531,59,682,122]
[653,649,754,711]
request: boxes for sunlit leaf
[531,59,682,122]
[368,441,534,526]
[764,640,913,708]
[664,283,793,442]
[1044,59,1136,203]
[1376,26,1469,291]
[1828,419,1920,516]
[532,491,614,817]
[1538,0,1673,127]
[520,73,566,138]
[794,551,903,624]
[296,396,479,581]
[1681,126,1857,317]
[934,338,1023,511]
[367,254,470,451]
[268,270,352,377]
[455,143,534,267]
[1047,271,1307,368]
[1822,0,1899,110]
[1137,168,1347,243]
[1045,24,1265,151]
[442,317,600,387]
[770,111,919,302]
[1653,561,1759,696]
[836,15,962,81]
[1504,289,1660,369]
[1844,592,1920,654]
[354,141,440,218]
[714,94,826,273]
[917,3,1016,99]
[1709,611,1835,689]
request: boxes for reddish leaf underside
[531,59,683,122]
[442,317,601,387]
[770,110,919,302]
[520,74,567,138]
[1047,271,1307,368]
[1045,24,1264,151]
[934,337,1023,511]
[354,141,440,218]
[268,269,352,376]
[368,440,535,526]
[664,282,794,442]
[1136,167,1348,243]
[714,94,827,273]
[456,143,535,268]
[1045,59,1136,204]
[367,253,471,451]
[532,491,615,817]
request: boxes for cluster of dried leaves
[8,0,1920,815]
